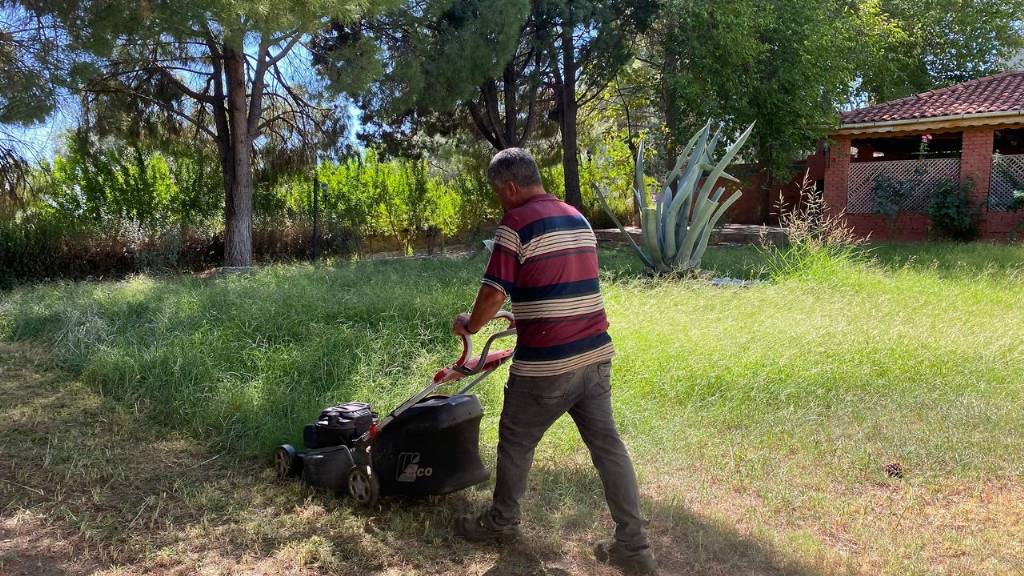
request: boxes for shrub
[872,168,922,236]
[928,177,979,241]
[2,144,502,285]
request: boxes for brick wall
[963,127,1024,239]
[961,128,994,207]
[725,151,826,225]
[823,136,851,217]
[825,127,1024,241]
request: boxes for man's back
[482,194,613,377]
[457,148,654,574]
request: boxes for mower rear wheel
[275,444,301,479]
[347,465,379,507]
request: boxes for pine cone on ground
[884,461,904,478]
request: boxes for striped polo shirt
[482,194,614,376]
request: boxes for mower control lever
[457,310,516,375]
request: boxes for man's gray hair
[487,148,542,188]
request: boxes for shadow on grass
[0,341,821,575]
[473,463,822,576]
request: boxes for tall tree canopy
[317,0,658,210]
[0,3,66,200]
[20,0,387,266]
[656,0,860,212]
[643,0,1023,219]
[856,0,1024,103]
[313,0,533,155]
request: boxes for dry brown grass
[2,341,1022,575]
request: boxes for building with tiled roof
[838,71,1024,133]
[823,71,1024,240]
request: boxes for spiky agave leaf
[663,122,707,192]
[642,206,667,271]
[688,190,742,268]
[673,169,695,254]
[664,125,712,261]
[594,120,754,274]
[675,192,720,268]
[687,186,727,260]
[594,183,655,270]
[691,122,755,227]
[704,123,724,163]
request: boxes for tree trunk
[558,19,583,211]
[223,42,253,267]
[662,48,681,172]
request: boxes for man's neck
[512,188,547,208]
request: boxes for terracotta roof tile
[840,71,1024,125]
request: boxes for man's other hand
[452,312,474,336]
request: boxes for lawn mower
[274,311,516,507]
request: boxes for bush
[928,177,979,241]
[2,141,504,285]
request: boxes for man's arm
[453,284,506,336]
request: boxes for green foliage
[312,152,497,253]
[1,138,503,284]
[596,121,753,273]
[658,0,860,176]
[928,177,979,241]
[538,129,642,229]
[653,0,1024,176]
[855,0,1024,102]
[42,134,222,232]
[323,0,529,109]
[871,171,911,227]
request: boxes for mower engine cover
[301,445,355,491]
[371,394,488,497]
[304,401,375,449]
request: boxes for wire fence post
[311,172,320,261]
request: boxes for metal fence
[989,154,1024,211]
[847,158,961,213]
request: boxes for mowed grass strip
[1,243,1023,575]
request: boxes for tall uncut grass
[2,244,1023,485]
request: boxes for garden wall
[824,127,1024,241]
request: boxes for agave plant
[595,121,754,273]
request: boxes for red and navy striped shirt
[482,194,613,376]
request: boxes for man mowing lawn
[452,148,657,575]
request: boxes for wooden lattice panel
[847,158,961,214]
[989,154,1024,211]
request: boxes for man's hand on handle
[453,284,506,336]
[452,313,474,336]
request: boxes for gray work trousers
[488,360,649,551]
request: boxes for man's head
[487,148,545,210]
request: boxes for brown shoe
[454,511,521,544]
[594,539,658,575]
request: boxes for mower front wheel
[275,444,301,479]
[347,465,379,507]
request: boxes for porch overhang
[835,110,1024,138]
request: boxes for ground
[1,244,1023,575]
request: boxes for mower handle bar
[373,311,516,434]
[456,310,516,375]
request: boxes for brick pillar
[960,128,994,207]
[824,135,851,216]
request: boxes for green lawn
[1,243,1022,575]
